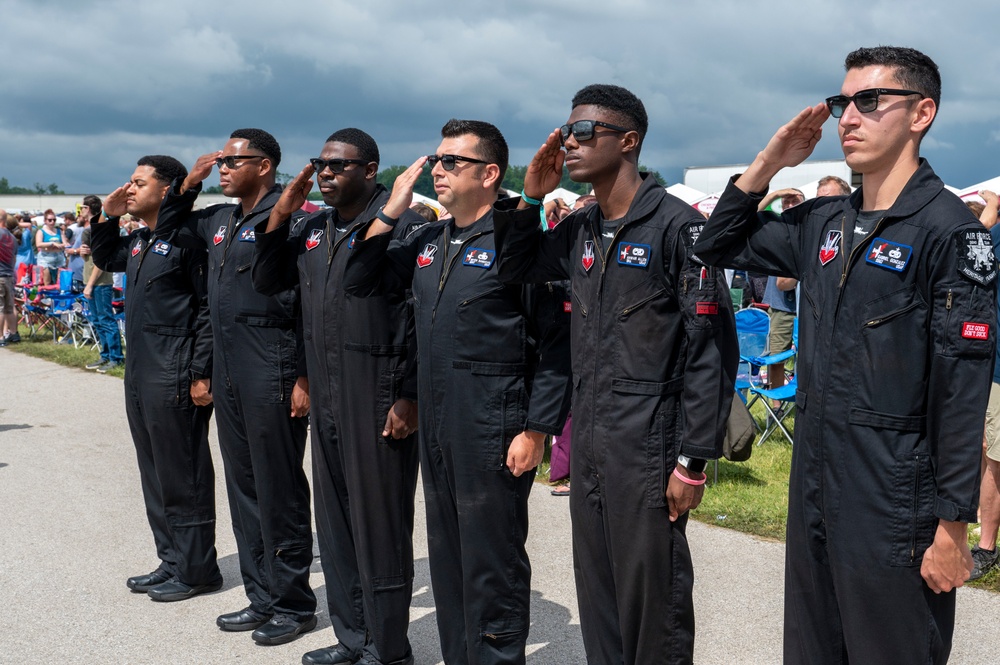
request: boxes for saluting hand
[103,185,129,218]
[522,129,565,204]
[382,398,418,439]
[381,155,429,221]
[181,151,223,194]
[506,430,546,477]
[760,104,829,172]
[267,164,315,233]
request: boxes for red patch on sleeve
[962,322,990,340]
[563,301,572,313]
[696,301,719,315]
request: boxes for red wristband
[673,467,707,486]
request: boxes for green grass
[4,323,124,378]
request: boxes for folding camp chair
[746,318,798,446]
[713,307,770,482]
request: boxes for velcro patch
[238,228,255,243]
[131,241,142,257]
[304,229,323,251]
[213,225,227,245]
[462,247,495,269]
[865,238,912,272]
[563,301,572,313]
[617,242,651,268]
[962,322,990,340]
[683,222,704,249]
[151,240,171,256]
[956,229,998,285]
[696,301,719,315]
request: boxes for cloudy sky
[3,0,1000,194]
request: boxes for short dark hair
[572,84,649,154]
[326,128,380,165]
[230,128,281,168]
[844,46,940,135]
[137,155,189,185]
[440,119,508,191]
[82,195,102,215]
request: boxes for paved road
[3,350,1000,664]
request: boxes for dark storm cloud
[2,0,999,193]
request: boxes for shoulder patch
[956,229,997,285]
[682,221,704,250]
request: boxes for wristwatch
[676,454,707,475]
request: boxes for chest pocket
[453,281,524,363]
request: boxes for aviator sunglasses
[559,119,631,145]
[825,88,924,118]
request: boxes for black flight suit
[91,207,219,588]
[251,185,421,665]
[493,174,739,665]
[154,182,315,621]
[694,160,998,665]
[344,207,572,665]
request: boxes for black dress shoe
[302,644,359,665]
[126,569,172,593]
[252,614,318,645]
[147,578,223,602]
[217,606,272,632]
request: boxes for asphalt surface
[4,350,1000,664]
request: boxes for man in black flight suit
[344,119,572,665]
[695,46,997,664]
[91,155,221,602]
[252,128,422,665]
[154,129,317,646]
[493,84,738,665]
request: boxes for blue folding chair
[746,318,798,445]
[734,307,770,404]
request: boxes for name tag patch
[348,231,357,250]
[962,322,990,340]
[151,240,171,256]
[865,238,912,272]
[304,229,323,251]
[238,228,255,243]
[617,242,651,268]
[696,301,719,315]
[213,225,227,246]
[462,247,495,269]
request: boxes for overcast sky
[3,0,1000,194]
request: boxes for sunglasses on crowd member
[825,88,925,118]
[309,158,368,174]
[45,217,56,223]
[215,155,266,169]
[425,154,489,171]
[559,119,632,145]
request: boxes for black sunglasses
[426,154,489,171]
[215,155,265,169]
[310,157,368,174]
[559,119,632,145]
[825,88,924,118]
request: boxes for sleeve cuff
[934,495,976,523]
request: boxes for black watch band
[375,206,399,227]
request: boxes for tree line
[0,178,64,195]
